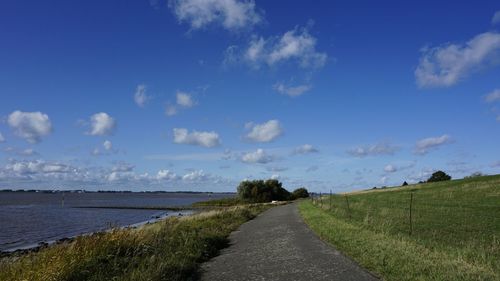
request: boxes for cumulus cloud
[173,128,221,147]
[103,140,113,151]
[4,147,38,156]
[484,89,500,103]
[245,120,283,142]
[165,104,178,116]
[384,164,397,173]
[169,0,261,31]
[241,27,327,69]
[4,160,72,176]
[241,148,273,164]
[134,84,151,108]
[415,32,500,87]
[273,82,311,97]
[493,11,500,25]
[7,111,52,143]
[293,144,319,155]
[176,91,195,107]
[226,27,327,69]
[111,162,134,173]
[88,113,116,136]
[383,162,415,173]
[415,134,452,155]
[266,166,288,172]
[347,142,399,157]
[182,170,208,181]
[156,169,178,180]
[0,133,4,143]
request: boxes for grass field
[299,174,500,281]
[0,204,270,281]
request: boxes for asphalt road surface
[200,203,378,281]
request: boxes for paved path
[200,203,378,281]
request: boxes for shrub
[427,171,451,182]
[464,172,485,179]
[291,187,309,199]
[237,179,291,202]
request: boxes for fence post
[329,189,332,210]
[409,192,413,236]
[345,195,351,219]
[319,192,322,208]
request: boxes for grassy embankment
[299,174,500,281]
[0,203,271,281]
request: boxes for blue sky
[1,0,500,192]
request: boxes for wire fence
[309,189,500,249]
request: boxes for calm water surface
[0,191,232,251]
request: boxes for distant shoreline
[0,189,236,194]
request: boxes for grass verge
[299,175,500,281]
[0,204,270,281]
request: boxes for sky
[1,0,500,192]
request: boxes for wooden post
[345,195,351,219]
[409,192,413,236]
[329,189,332,210]
[319,192,322,207]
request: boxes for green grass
[299,175,500,281]
[0,204,270,281]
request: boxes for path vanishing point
[201,203,378,281]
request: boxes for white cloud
[156,169,178,180]
[415,32,500,87]
[293,144,319,155]
[492,11,500,25]
[484,89,500,103]
[415,134,452,155]
[266,166,288,172]
[347,142,399,157]
[111,162,134,172]
[4,147,37,156]
[88,113,116,136]
[270,174,280,180]
[245,120,283,142]
[173,128,221,147]
[7,111,52,143]
[103,140,113,151]
[0,133,4,143]
[182,170,208,181]
[241,148,273,164]
[384,164,397,173]
[273,82,311,97]
[242,27,327,69]
[134,84,150,108]
[383,162,415,173]
[4,160,71,176]
[169,0,261,31]
[380,176,388,185]
[165,104,178,116]
[176,91,195,107]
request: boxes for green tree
[291,187,309,199]
[427,171,451,182]
[237,179,291,202]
